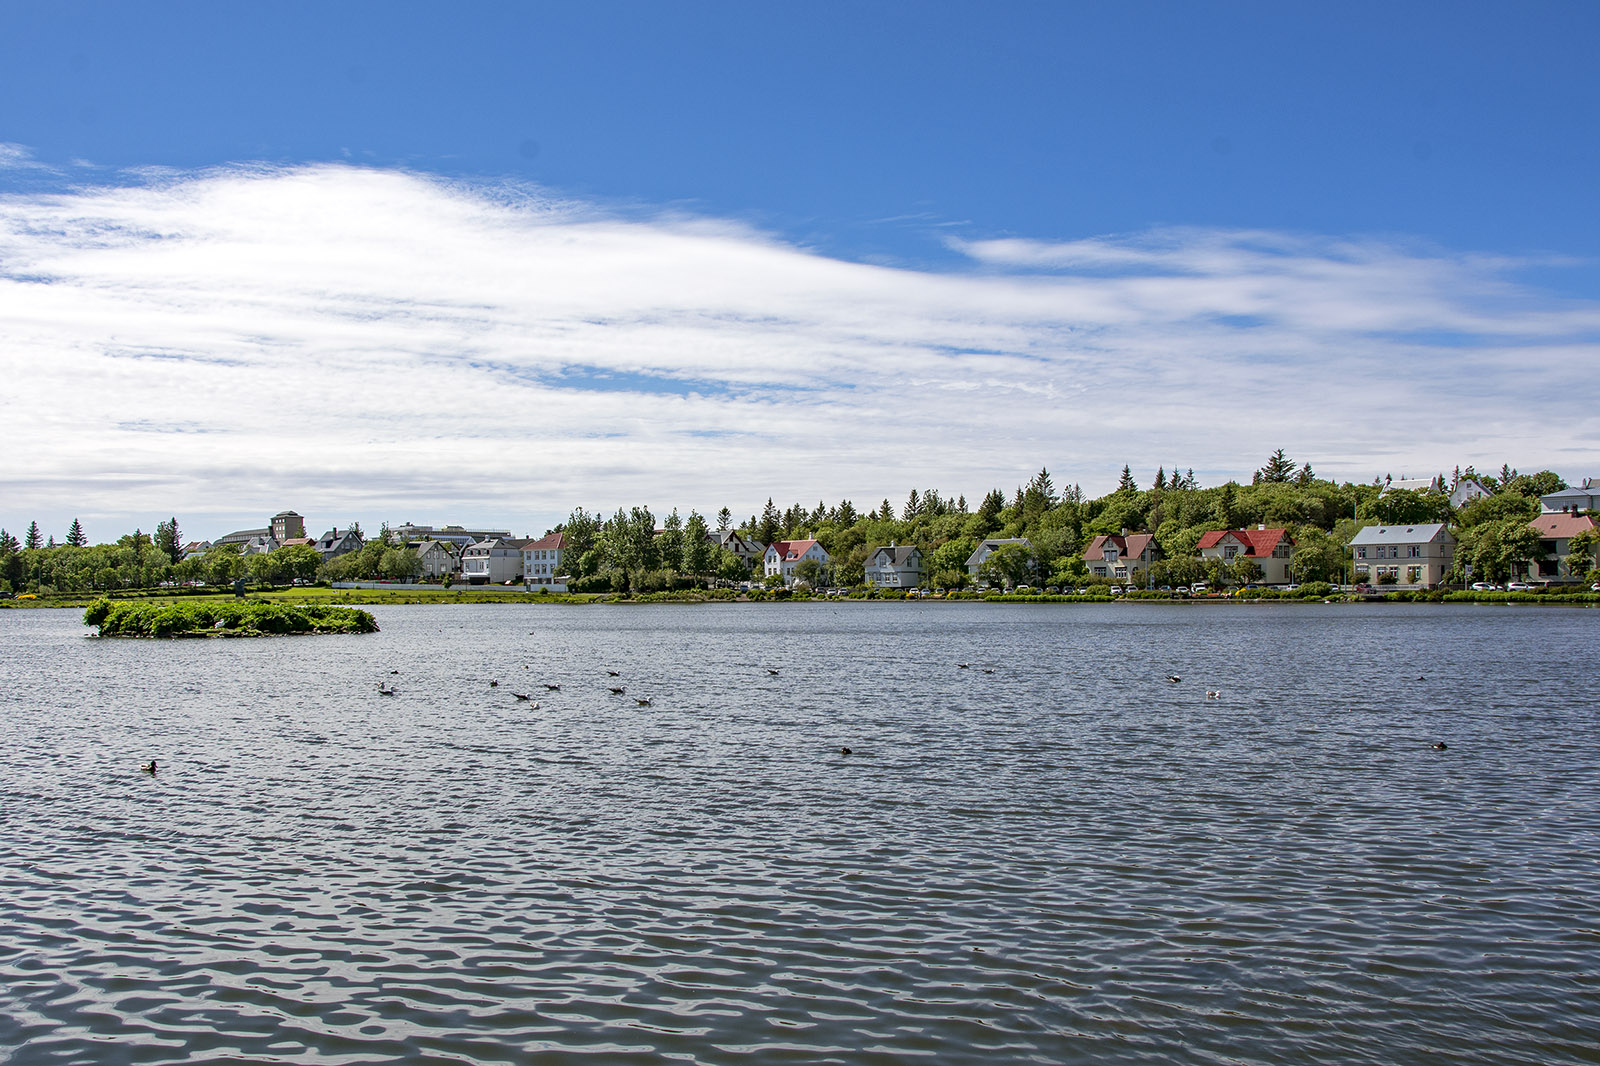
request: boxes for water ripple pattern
[1,602,1597,1065]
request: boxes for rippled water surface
[2,601,1598,1065]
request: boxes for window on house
[1356,547,1367,559]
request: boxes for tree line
[2,454,1590,595]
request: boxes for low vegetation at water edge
[83,598,378,637]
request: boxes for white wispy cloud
[1,162,1595,541]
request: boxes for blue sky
[2,3,1597,542]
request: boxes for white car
[1470,582,1496,591]
[1506,582,1533,591]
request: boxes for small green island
[84,598,378,637]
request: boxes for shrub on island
[84,598,378,637]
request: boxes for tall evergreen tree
[1257,448,1296,484]
[66,518,87,547]
[25,521,41,550]
[904,488,921,521]
[757,498,782,546]
[1117,465,1137,493]
[716,507,732,533]
[1153,467,1167,491]
[155,516,182,563]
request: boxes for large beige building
[1348,522,1453,588]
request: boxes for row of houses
[205,481,1600,591]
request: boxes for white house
[1541,478,1600,515]
[462,537,525,585]
[764,538,830,586]
[708,530,766,570]
[1348,522,1454,588]
[965,538,1035,585]
[521,532,568,591]
[1197,527,1295,584]
[863,543,923,588]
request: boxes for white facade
[521,532,568,591]
[764,539,830,585]
[462,537,525,585]
[864,544,923,588]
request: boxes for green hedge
[85,599,378,637]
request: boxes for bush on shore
[84,598,378,637]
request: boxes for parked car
[1506,582,1533,591]
[1470,581,1496,591]
[1191,583,1209,594]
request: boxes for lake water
[1,601,1597,1065]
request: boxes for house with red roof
[1083,531,1159,584]
[1524,512,1597,583]
[764,538,830,586]
[521,532,567,590]
[1197,526,1295,584]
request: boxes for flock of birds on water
[137,662,1452,774]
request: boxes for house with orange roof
[1524,512,1597,583]
[1197,526,1295,584]
[1083,530,1158,584]
[764,538,830,586]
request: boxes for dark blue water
[2,601,1597,1065]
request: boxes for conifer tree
[25,521,41,550]
[66,518,87,547]
[1117,466,1137,492]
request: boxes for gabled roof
[767,538,823,560]
[965,537,1032,567]
[1348,523,1449,545]
[866,544,921,567]
[1529,513,1597,539]
[1196,528,1292,556]
[521,532,565,551]
[1082,532,1157,563]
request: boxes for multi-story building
[1197,527,1296,584]
[521,532,567,590]
[863,543,923,588]
[1082,531,1158,584]
[1348,522,1453,588]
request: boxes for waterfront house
[965,538,1035,585]
[1082,531,1158,584]
[863,543,924,588]
[764,538,830,586]
[521,532,568,591]
[1540,477,1600,515]
[1197,527,1295,584]
[409,538,462,582]
[462,537,526,585]
[314,528,364,560]
[708,529,766,570]
[1347,523,1454,588]
[1523,513,1597,583]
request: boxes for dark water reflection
[2,601,1597,1065]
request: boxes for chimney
[1258,523,1265,530]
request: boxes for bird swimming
[489,679,499,688]
[512,692,534,701]
[140,759,157,774]
[766,669,780,676]
[609,686,626,695]
[542,683,561,691]
[1205,690,1221,700]
[957,663,970,669]
[606,670,620,677]
[1431,741,1448,750]
[635,696,653,707]
[1166,675,1182,683]
[840,746,852,755]
[377,682,398,696]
